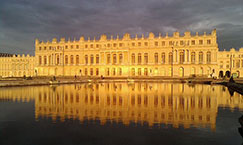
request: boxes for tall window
[169,52,173,64]
[138,53,142,64]
[199,40,203,45]
[107,54,110,64]
[76,55,79,65]
[65,55,68,64]
[144,68,148,76]
[191,40,195,45]
[85,68,88,76]
[155,41,158,46]
[70,55,74,64]
[131,53,135,64]
[44,56,47,65]
[90,68,93,76]
[131,68,135,76]
[179,51,184,64]
[96,54,99,64]
[113,54,116,64]
[144,53,148,64]
[85,55,88,64]
[199,52,203,63]
[57,55,59,65]
[207,39,211,44]
[206,51,211,63]
[191,52,195,64]
[154,53,158,64]
[90,55,94,64]
[39,56,42,65]
[106,68,110,76]
[112,68,116,75]
[162,41,165,46]
[118,68,122,75]
[119,54,123,64]
[161,53,165,64]
[49,55,51,65]
[96,68,99,75]
[138,68,142,76]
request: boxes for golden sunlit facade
[0,54,35,77]
[0,83,243,130]
[1,29,243,78]
[218,48,243,78]
[35,30,219,77]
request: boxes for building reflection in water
[0,83,243,131]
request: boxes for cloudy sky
[0,0,243,55]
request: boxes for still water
[0,83,242,145]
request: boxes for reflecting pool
[0,83,243,145]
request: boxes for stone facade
[35,30,218,77]
[0,54,35,77]
[218,48,243,78]
[0,29,243,78]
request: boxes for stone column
[60,53,63,65]
[195,51,198,64]
[184,50,187,63]
[54,54,56,65]
[188,50,191,64]
[51,54,53,65]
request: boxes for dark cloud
[0,0,243,55]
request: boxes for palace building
[0,29,243,78]
[0,54,35,77]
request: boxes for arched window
[49,55,51,65]
[96,68,99,76]
[131,53,135,64]
[57,55,59,65]
[90,68,93,76]
[76,55,79,65]
[96,54,99,64]
[118,68,122,75]
[112,68,116,75]
[161,53,165,64]
[191,52,195,64]
[144,68,148,76]
[113,54,116,64]
[39,56,42,65]
[179,51,184,64]
[138,53,142,64]
[85,55,88,64]
[119,54,123,64]
[169,52,173,64]
[131,68,135,76]
[44,56,47,65]
[70,55,74,64]
[90,55,94,64]
[106,68,110,76]
[107,54,110,64]
[206,51,211,63]
[154,53,158,64]
[199,52,203,63]
[138,68,142,76]
[144,53,148,64]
